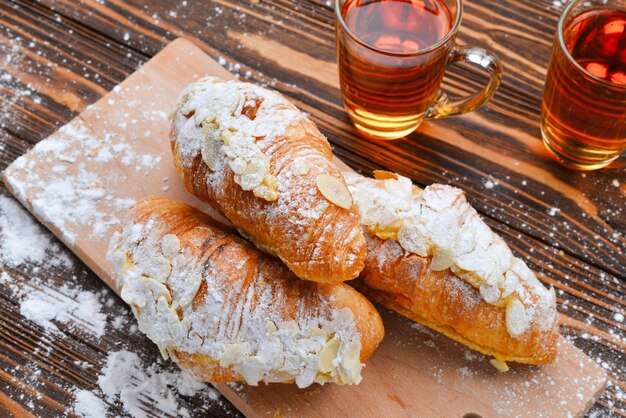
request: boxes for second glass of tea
[335,0,502,140]
[541,0,626,170]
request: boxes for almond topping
[161,234,181,259]
[316,174,353,209]
[490,358,509,372]
[318,336,341,373]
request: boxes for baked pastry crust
[359,234,558,364]
[170,77,366,284]
[344,171,559,365]
[107,197,384,387]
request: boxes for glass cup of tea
[335,0,503,140]
[541,0,626,170]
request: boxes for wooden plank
[2,38,608,418]
[8,0,626,279]
[0,0,146,141]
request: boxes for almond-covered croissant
[344,171,558,367]
[107,197,384,387]
[170,77,365,284]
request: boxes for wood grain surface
[0,0,624,416]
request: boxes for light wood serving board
[2,38,607,418]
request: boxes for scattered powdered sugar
[0,195,72,268]
[30,166,113,245]
[1,267,225,417]
[0,203,226,416]
[73,389,109,418]
[0,195,106,337]
[1,269,107,338]
[551,0,575,9]
[20,288,106,337]
[0,37,43,131]
[4,115,167,247]
[458,366,476,379]
[547,207,560,217]
[96,350,217,418]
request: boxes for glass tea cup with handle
[335,0,503,140]
[541,0,626,170]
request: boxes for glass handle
[427,46,503,119]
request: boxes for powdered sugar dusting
[108,203,364,388]
[170,78,365,282]
[73,390,109,418]
[1,269,107,338]
[0,195,72,267]
[20,288,106,337]
[173,77,299,200]
[0,196,110,336]
[345,172,557,339]
[97,350,213,418]
[3,114,171,247]
[0,201,228,416]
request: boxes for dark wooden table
[0,0,624,416]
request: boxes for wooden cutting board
[2,38,607,418]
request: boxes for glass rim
[557,0,626,90]
[334,0,463,57]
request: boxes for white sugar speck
[483,178,499,189]
[615,312,624,322]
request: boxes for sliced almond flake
[490,358,509,372]
[505,298,530,338]
[316,174,353,209]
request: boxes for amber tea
[541,3,626,170]
[335,0,502,140]
[338,0,451,139]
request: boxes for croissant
[107,197,384,387]
[344,171,558,367]
[170,77,365,284]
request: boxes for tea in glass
[541,0,626,170]
[335,0,502,140]
[339,0,452,138]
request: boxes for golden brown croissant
[169,77,365,284]
[107,197,384,387]
[344,171,558,366]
